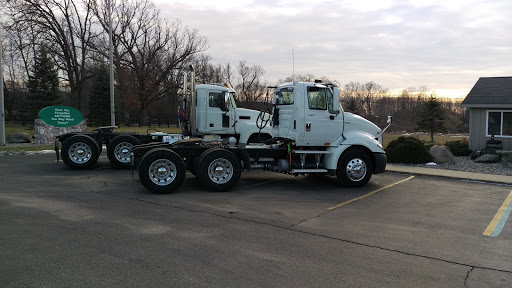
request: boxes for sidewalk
[386,164,512,185]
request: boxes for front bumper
[374,153,387,174]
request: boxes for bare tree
[90,0,208,124]
[5,0,100,112]
[236,61,265,102]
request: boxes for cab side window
[275,87,294,105]
[209,92,224,109]
[307,87,327,110]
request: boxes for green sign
[38,106,83,127]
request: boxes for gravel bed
[391,156,512,176]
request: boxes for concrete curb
[386,164,512,185]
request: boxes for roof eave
[461,104,512,108]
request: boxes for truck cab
[272,81,343,146]
[272,80,388,183]
[190,84,273,146]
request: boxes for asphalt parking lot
[1,153,511,287]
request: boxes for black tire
[107,135,141,168]
[189,156,201,178]
[336,149,373,187]
[138,148,185,194]
[197,148,241,192]
[61,135,100,169]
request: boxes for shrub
[385,136,432,164]
[444,140,471,156]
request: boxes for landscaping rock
[429,145,456,164]
[6,133,32,143]
[474,154,501,163]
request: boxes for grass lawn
[2,123,467,152]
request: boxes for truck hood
[234,108,273,134]
[235,108,272,123]
[343,112,381,138]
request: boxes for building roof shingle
[461,77,512,107]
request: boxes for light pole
[108,0,115,127]
[0,26,6,145]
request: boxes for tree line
[0,0,467,132]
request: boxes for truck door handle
[306,122,311,131]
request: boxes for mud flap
[54,139,60,162]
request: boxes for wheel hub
[346,158,367,182]
[115,142,134,163]
[69,142,92,163]
[208,158,232,184]
[157,167,168,176]
[149,159,177,186]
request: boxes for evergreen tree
[88,64,111,126]
[345,97,360,115]
[27,45,61,119]
[417,95,447,142]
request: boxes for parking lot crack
[288,210,332,229]
[464,267,474,288]
[105,193,512,276]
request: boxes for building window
[487,110,512,137]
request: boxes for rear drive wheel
[198,148,241,192]
[336,149,373,187]
[138,148,185,194]
[107,135,141,168]
[61,135,100,169]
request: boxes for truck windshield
[229,92,238,109]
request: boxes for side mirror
[387,116,393,124]
[223,92,230,112]
[328,84,340,114]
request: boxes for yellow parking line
[328,176,415,210]
[483,190,512,237]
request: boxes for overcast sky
[154,0,512,98]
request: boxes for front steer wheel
[336,149,373,187]
[138,148,186,194]
[198,148,241,192]
[61,135,100,169]
[107,135,141,168]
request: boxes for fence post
[158,118,161,127]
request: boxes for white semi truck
[55,68,272,169]
[131,71,392,193]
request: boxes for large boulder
[6,133,32,143]
[474,154,501,163]
[429,145,456,164]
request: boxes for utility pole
[0,26,6,146]
[108,0,115,126]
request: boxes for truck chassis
[131,138,386,194]
[55,126,171,169]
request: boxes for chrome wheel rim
[68,142,92,164]
[114,142,134,163]
[149,159,177,186]
[207,158,233,184]
[346,158,367,182]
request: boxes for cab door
[205,90,234,133]
[300,85,343,146]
